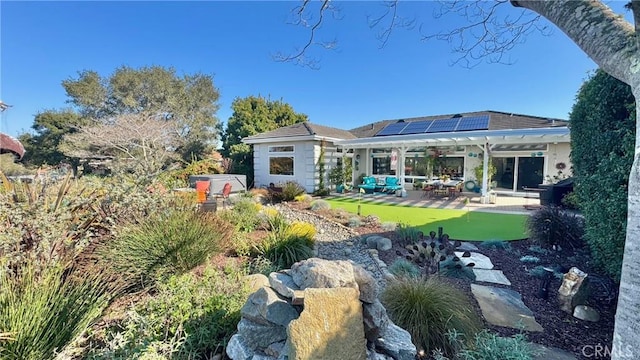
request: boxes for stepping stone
[455,252,494,269]
[457,242,479,251]
[472,269,511,285]
[471,284,543,332]
[529,343,577,360]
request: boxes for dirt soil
[285,201,617,360]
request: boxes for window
[269,145,294,153]
[270,157,294,175]
[372,157,396,175]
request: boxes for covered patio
[335,126,570,203]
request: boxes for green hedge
[569,69,635,281]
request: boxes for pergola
[334,127,570,200]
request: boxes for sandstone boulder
[290,258,358,290]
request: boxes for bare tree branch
[420,0,548,68]
[367,0,417,49]
[273,0,339,69]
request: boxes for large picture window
[270,157,294,175]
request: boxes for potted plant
[329,163,346,193]
[473,162,497,189]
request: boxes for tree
[61,112,179,177]
[62,66,221,161]
[281,1,640,356]
[222,96,307,186]
[570,70,635,282]
[18,109,86,167]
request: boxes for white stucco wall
[252,140,342,193]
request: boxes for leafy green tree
[62,65,221,160]
[222,96,307,186]
[570,69,635,280]
[18,109,85,167]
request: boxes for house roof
[243,122,357,143]
[348,110,568,138]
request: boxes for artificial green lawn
[326,198,528,241]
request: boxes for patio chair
[215,182,232,208]
[358,176,378,194]
[195,180,210,204]
[383,177,403,194]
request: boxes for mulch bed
[286,201,617,360]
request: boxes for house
[242,111,571,198]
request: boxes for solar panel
[376,122,408,136]
[426,118,460,133]
[399,120,433,135]
[455,115,490,131]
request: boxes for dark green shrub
[526,206,584,250]
[381,277,481,357]
[570,69,635,281]
[388,258,421,279]
[103,210,234,288]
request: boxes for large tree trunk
[511,1,640,358]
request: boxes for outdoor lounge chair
[358,176,379,194]
[383,177,403,194]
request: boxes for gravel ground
[273,203,389,289]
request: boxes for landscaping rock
[287,287,366,360]
[472,268,512,285]
[245,274,270,293]
[352,263,379,303]
[374,323,417,360]
[226,334,254,360]
[455,251,494,269]
[289,258,359,291]
[366,235,392,251]
[558,267,589,313]
[241,287,299,327]
[471,284,543,332]
[362,299,390,342]
[573,305,600,322]
[268,272,300,299]
[237,318,288,349]
[457,242,479,251]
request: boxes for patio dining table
[422,179,464,198]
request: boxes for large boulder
[226,334,254,360]
[241,286,300,327]
[352,264,379,303]
[237,318,288,350]
[375,323,417,360]
[290,258,359,290]
[268,271,300,299]
[287,287,367,360]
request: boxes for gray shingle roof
[244,122,357,141]
[348,110,568,138]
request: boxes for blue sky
[0,1,626,139]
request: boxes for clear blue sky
[0,1,626,138]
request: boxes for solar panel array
[375,115,490,136]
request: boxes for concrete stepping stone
[529,343,577,360]
[471,284,543,332]
[455,251,494,269]
[472,269,511,285]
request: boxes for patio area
[330,190,540,215]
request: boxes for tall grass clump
[381,277,481,357]
[271,181,305,202]
[0,263,111,360]
[526,205,584,250]
[103,210,234,288]
[396,223,422,246]
[85,264,248,359]
[256,221,316,269]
